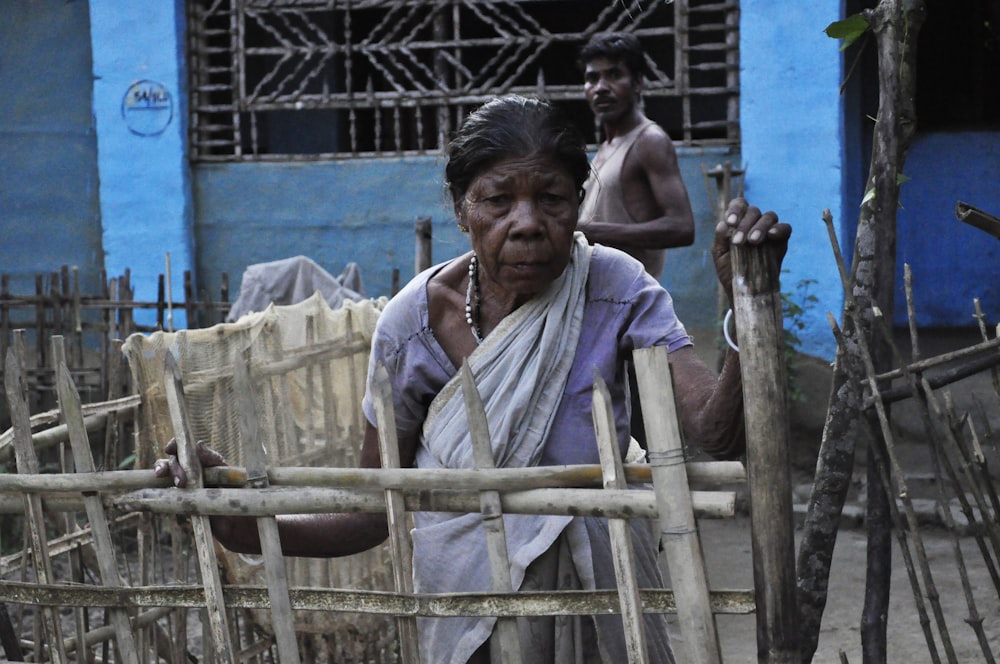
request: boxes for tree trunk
[796,2,926,662]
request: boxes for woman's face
[458,154,579,306]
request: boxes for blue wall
[0,1,103,293]
[88,0,193,327]
[9,0,995,355]
[193,146,738,332]
[896,132,1000,325]
[741,2,848,360]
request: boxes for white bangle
[723,308,739,353]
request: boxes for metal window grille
[186,0,739,161]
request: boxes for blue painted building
[2,1,998,360]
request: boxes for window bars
[186,0,740,161]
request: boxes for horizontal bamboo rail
[0,581,755,617]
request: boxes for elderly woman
[159,94,790,663]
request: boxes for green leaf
[825,14,870,51]
[896,173,911,186]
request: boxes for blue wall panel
[193,148,737,331]
[0,1,103,293]
[897,132,1000,326]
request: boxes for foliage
[825,14,871,50]
[782,276,819,403]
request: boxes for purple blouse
[361,244,692,466]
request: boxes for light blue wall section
[0,1,103,293]
[89,0,192,326]
[740,2,845,360]
[193,157,460,302]
[897,133,1000,325]
[193,147,737,332]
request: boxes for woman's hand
[152,438,227,488]
[711,197,792,303]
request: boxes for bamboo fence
[0,267,230,432]
[0,326,756,662]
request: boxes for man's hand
[711,197,792,303]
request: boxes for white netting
[123,292,398,661]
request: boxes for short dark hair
[444,95,590,205]
[578,32,647,81]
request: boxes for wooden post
[730,242,800,663]
[52,336,141,663]
[591,370,649,663]
[460,361,523,664]
[233,351,302,664]
[633,346,722,664]
[372,364,420,664]
[5,332,69,663]
[162,351,236,664]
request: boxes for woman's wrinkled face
[458,154,579,305]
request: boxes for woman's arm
[157,420,415,557]
[669,197,790,460]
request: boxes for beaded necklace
[464,254,482,344]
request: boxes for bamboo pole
[591,370,648,663]
[233,351,301,664]
[633,346,722,664]
[53,336,141,663]
[4,332,69,664]
[0,461,745,494]
[162,351,236,664]
[730,242,800,663]
[460,360,522,664]
[371,364,420,664]
[116,486,734,521]
[0,580,754,616]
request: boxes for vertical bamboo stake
[633,346,722,664]
[591,370,649,664]
[233,351,302,664]
[5,332,68,663]
[371,364,420,664]
[460,361,523,664]
[52,336,141,662]
[730,243,800,663]
[162,351,236,664]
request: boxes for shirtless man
[577,32,695,280]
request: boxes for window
[916,0,1000,131]
[186,0,740,161]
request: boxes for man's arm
[580,126,695,250]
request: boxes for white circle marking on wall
[122,80,174,137]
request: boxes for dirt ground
[680,327,1000,663]
[692,516,1000,664]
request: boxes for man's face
[583,57,641,123]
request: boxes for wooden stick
[371,364,420,664]
[0,580,755,616]
[233,351,301,664]
[162,351,236,664]
[0,461,744,494]
[460,360,522,664]
[3,332,68,664]
[52,337,141,663]
[730,242,800,662]
[633,346,722,664]
[117,485,736,520]
[591,370,648,663]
